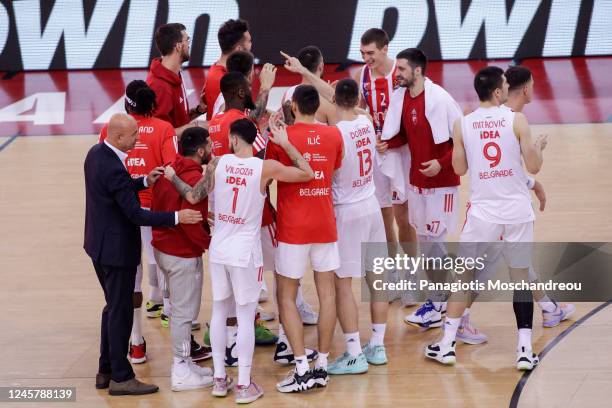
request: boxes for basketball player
[165,118,315,403]
[354,29,416,305]
[326,79,390,376]
[147,23,206,136]
[267,85,343,392]
[425,66,547,370]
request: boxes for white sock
[278,324,288,344]
[226,325,238,347]
[441,317,461,346]
[163,297,171,317]
[316,352,329,369]
[211,298,231,379]
[518,328,532,351]
[538,296,557,313]
[296,284,305,308]
[345,332,362,356]
[370,323,386,346]
[173,357,189,376]
[130,308,143,345]
[294,355,309,376]
[236,301,258,386]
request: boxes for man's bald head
[107,113,138,152]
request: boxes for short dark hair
[230,118,257,145]
[474,66,505,102]
[220,72,248,100]
[227,51,254,76]
[218,19,249,54]
[125,80,157,117]
[361,28,389,49]
[180,127,209,157]
[505,66,532,92]
[293,85,320,116]
[334,78,359,108]
[396,48,427,75]
[297,46,323,74]
[154,23,186,56]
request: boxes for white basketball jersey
[461,106,534,224]
[333,115,376,205]
[212,93,225,117]
[209,155,266,267]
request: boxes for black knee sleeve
[513,289,533,329]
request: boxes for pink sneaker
[211,376,234,397]
[542,303,576,328]
[456,315,488,345]
[235,380,263,404]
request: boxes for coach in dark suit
[84,113,202,395]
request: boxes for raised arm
[281,51,335,102]
[514,112,545,174]
[452,119,468,176]
[164,157,219,204]
[249,63,277,122]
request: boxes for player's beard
[181,46,190,63]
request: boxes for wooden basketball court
[1,120,611,407]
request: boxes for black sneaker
[273,340,319,365]
[276,368,316,393]
[225,341,238,367]
[312,367,329,388]
[190,335,212,362]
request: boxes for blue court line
[0,132,20,152]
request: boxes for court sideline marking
[0,132,20,153]
[510,300,612,407]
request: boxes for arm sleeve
[108,169,175,227]
[132,176,147,192]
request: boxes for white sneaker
[171,364,214,391]
[425,341,456,365]
[187,359,213,377]
[298,302,318,325]
[456,315,488,345]
[516,347,539,371]
[404,300,443,329]
[257,305,276,322]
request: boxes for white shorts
[209,258,264,305]
[374,145,411,208]
[408,186,459,240]
[134,216,157,292]
[459,213,534,270]
[261,223,277,271]
[335,195,387,278]
[275,241,341,279]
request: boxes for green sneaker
[328,352,368,375]
[145,300,163,318]
[363,342,388,365]
[254,320,278,345]
[203,323,211,347]
[160,313,169,328]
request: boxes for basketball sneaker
[404,299,443,329]
[145,300,163,318]
[235,380,264,404]
[328,352,368,375]
[456,314,488,345]
[128,338,147,364]
[191,336,212,362]
[188,359,213,377]
[273,340,318,365]
[212,375,234,397]
[203,323,211,346]
[276,369,316,393]
[542,303,575,328]
[363,342,388,365]
[424,341,456,365]
[516,347,539,371]
[298,302,318,325]
[312,367,329,388]
[171,363,213,391]
[255,320,278,345]
[160,313,169,328]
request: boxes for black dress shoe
[95,373,111,389]
[108,378,159,396]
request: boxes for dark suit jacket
[83,142,175,267]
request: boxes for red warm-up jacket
[151,155,210,257]
[146,58,190,128]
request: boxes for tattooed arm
[164,157,220,205]
[249,63,277,121]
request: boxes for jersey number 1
[231,187,239,214]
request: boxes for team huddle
[95,19,576,404]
